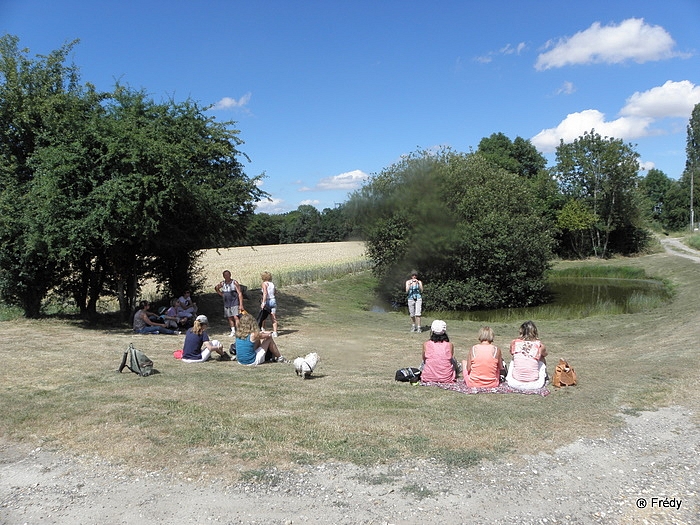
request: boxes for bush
[349,149,555,310]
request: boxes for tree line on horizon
[1,35,698,318]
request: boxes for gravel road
[1,406,697,524]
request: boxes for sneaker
[416,326,422,333]
[220,353,232,361]
[276,356,288,363]
[272,331,278,338]
[229,330,236,337]
[410,325,416,332]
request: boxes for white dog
[294,352,319,379]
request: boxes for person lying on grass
[235,313,287,365]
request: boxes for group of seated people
[181,313,286,365]
[132,292,198,334]
[420,319,547,390]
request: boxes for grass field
[1,241,699,482]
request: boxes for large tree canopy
[349,148,555,311]
[554,130,648,258]
[0,35,264,319]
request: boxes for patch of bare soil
[1,406,697,524]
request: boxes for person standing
[258,271,279,336]
[405,271,423,332]
[215,270,244,337]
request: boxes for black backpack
[118,343,155,377]
[395,367,421,383]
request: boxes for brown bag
[552,358,577,387]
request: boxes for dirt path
[657,235,700,263]
[2,405,697,525]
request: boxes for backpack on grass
[118,343,155,377]
[395,367,421,383]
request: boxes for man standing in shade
[215,270,244,337]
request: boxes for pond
[374,276,671,322]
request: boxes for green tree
[684,102,700,230]
[0,35,94,317]
[0,36,264,319]
[557,199,596,258]
[279,205,322,244]
[554,130,647,258]
[477,132,547,178]
[349,149,554,310]
[640,168,672,221]
[244,212,286,245]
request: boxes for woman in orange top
[463,326,503,388]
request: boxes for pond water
[372,277,670,322]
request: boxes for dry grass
[197,241,369,289]
[1,243,699,482]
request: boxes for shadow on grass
[43,289,317,333]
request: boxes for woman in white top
[259,271,278,336]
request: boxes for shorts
[506,361,547,390]
[239,347,267,366]
[408,297,422,317]
[265,299,277,315]
[224,306,240,318]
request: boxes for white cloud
[639,160,656,171]
[620,80,700,118]
[531,109,653,152]
[299,199,320,206]
[555,81,576,95]
[302,169,369,191]
[531,80,700,153]
[535,18,679,71]
[476,42,527,63]
[255,197,284,212]
[210,92,252,110]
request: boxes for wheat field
[198,241,369,289]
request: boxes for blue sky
[2,1,699,213]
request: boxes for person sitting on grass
[177,290,197,319]
[235,313,286,366]
[132,300,179,335]
[463,326,505,388]
[162,298,190,330]
[420,320,456,383]
[182,315,230,363]
[506,320,548,390]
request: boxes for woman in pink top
[421,320,456,383]
[464,326,504,388]
[506,320,548,390]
